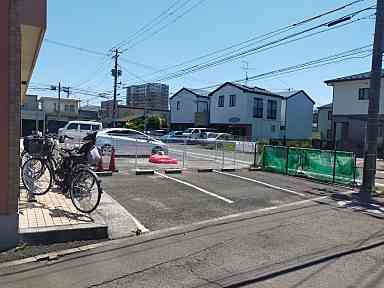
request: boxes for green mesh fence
[262,145,358,185]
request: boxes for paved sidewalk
[18,189,108,244]
[19,190,93,229]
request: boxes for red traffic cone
[108,147,118,172]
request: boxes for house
[209,82,285,140]
[277,90,315,140]
[79,105,101,121]
[21,94,45,136]
[39,96,80,132]
[325,71,384,155]
[317,103,333,146]
[170,88,210,130]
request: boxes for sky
[29,0,376,107]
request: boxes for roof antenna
[242,61,249,86]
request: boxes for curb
[198,168,213,173]
[221,168,236,172]
[164,169,182,174]
[95,171,113,177]
[248,166,262,171]
[136,169,155,175]
[19,223,108,245]
[0,242,106,269]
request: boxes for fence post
[222,144,225,169]
[135,135,138,170]
[182,138,186,169]
[353,153,357,186]
[253,143,257,167]
[332,149,337,184]
[285,146,289,175]
[233,142,236,170]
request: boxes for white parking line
[214,170,306,198]
[168,148,252,165]
[154,171,234,204]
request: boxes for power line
[120,0,207,53]
[151,8,374,82]
[113,0,187,49]
[140,0,373,79]
[195,44,373,91]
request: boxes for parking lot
[102,165,352,231]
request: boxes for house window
[69,104,75,112]
[176,101,180,111]
[358,88,369,100]
[328,111,332,120]
[253,98,263,118]
[64,104,70,112]
[267,100,277,120]
[229,95,236,107]
[218,95,224,107]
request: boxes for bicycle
[21,133,102,213]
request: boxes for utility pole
[112,49,120,127]
[58,81,61,119]
[360,0,384,201]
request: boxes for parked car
[58,121,102,143]
[182,128,216,139]
[145,129,169,139]
[96,128,168,156]
[202,133,234,149]
[160,131,185,143]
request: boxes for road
[1,195,384,287]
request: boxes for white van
[58,121,102,143]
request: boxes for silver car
[96,128,168,156]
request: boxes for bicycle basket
[23,136,50,157]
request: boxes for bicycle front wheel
[21,158,52,195]
[70,169,102,213]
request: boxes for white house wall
[332,79,384,115]
[170,90,197,124]
[285,92,313,139]
[210,85,251,124]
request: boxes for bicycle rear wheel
[70,169,101,213]
[22,158,52,195]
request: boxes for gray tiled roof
[317,103,332,109]
[188,88,210,97]
[275,90,300,98]
[325,70,384,84]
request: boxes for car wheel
[152,146,165,155]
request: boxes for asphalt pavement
[1,195,384,287]
[101,169,351,231]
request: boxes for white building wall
[285,92,314,139]
[251,97,283,140]
[170,90,197,124]
[40,99,79,115]
[332,79,384,115]
[318,107,332,141]
[210,85,251,124]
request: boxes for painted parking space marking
[154,171,234,204]
[213,170,307,198]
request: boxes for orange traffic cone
[109,147,118,172]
